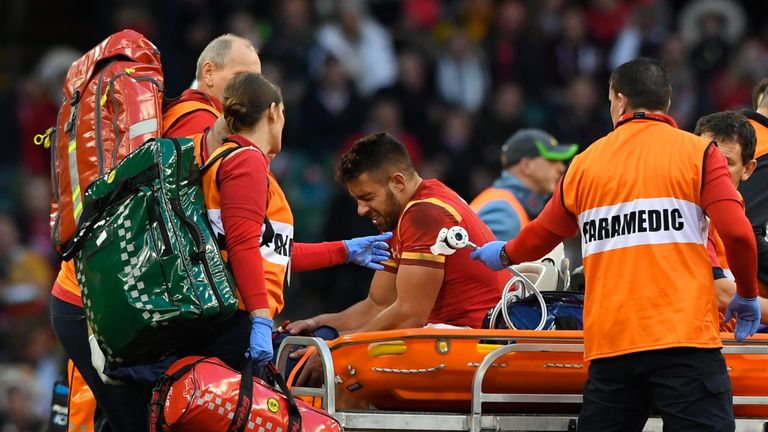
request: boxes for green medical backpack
[63,137,239,368]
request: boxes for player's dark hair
[336,132,415,184]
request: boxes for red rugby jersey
[382,179,505,327]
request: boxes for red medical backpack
[50,29,163,254]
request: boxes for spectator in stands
[343,95,423,169]
[551,75,611,152]
[661,34,697,130]
[301,55,365,152]
[484,0,540,91]
[314,0,397,96]
[549,6,600,87]
[377,48,436,151]
[436,29,489,112]
[0,214,51,313]
[470,129,576,241]
[474,81,528,172]
[17,47,80,176]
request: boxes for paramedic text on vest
[470,128,577,241]
[469,58,758,432]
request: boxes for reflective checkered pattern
[79,218,144,364]
[192,389,283,432]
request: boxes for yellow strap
[401,251,446,263]
[396,197,463,251]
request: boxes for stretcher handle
[275,336,337,415]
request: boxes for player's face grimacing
[346,172,404,232]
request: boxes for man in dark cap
[469,129,577,240]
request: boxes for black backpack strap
[61,160,161,260]
[226,359,254,432]
[264,363,302,432]
[200,143,243,174]
[148,358,208,432]
[227,361,302,432]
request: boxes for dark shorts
[578,347,734,432]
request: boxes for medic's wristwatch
[499,247,513,268]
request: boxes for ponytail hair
[222,72,283,134]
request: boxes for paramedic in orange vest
[164,40,390,365]
[694,111,768,331]
[163,33,262,137]
[470,129,577,241]
[48,33,266,432]
[192,72,390,371]
[739,78,768,290]
[471,58,759,431]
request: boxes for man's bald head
[196,34,262,101]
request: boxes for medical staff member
[472,58,758,432]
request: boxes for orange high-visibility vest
[193,134,293,317]
[469,187,531,228]
[562,114,720,361]
[67,361,95,432]
[747,118,768,159]
[55,260,80,300]
[162,100,220,136]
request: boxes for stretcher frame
[276,333,768,432]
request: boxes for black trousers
[578,347,735,432]
[50,296,152,432]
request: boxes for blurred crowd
[1,0,768,428]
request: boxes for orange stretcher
[277,329,768,431]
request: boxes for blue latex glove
[343,231,392,270]
[469,241,507,271]
[249,317,274,365]
[725,294,761,341]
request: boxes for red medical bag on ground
[149,357,341,432]
[50,29,163,253]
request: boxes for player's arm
[293,270,397,334]
[354,201,455,331]
[356,264,444,331]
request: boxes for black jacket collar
[741,109,768,129]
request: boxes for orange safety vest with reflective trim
[55,260,80,300]
[562,113,720,361]
[193,133,293,317]
[67,360,95,432]
[469,187,531,228]
[162,100,221,136]
[747,118,768,160]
